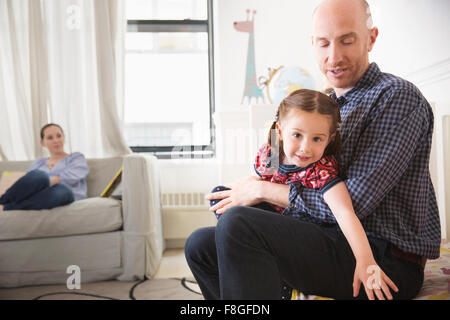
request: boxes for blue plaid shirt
[284,63,441,259]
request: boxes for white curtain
[0,0,131,160]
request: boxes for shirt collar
[329,62,381,105]
[277,162,314,174]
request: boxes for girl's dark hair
[267,89,341,162]
[40,123,64,140]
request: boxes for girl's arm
[323,181,398,300]
[323,182,374,261]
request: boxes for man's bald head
[311,0,379,97]
[313,0,373,31]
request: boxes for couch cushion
[0,198,122,241]
[0,160,32,174]
[85,157,123,197]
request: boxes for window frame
[125,0,215,159]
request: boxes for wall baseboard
[165,239,187,249]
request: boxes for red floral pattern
[254,143,339,213]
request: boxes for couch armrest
[118,154,164,280]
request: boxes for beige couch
[0,154,164,288]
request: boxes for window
[125,0,215,159]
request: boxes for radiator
[161,192,209,208]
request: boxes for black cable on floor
[177,277,202,295]
[128,276,202,299]
[33,291,120,300]
[129,276,148,300]
[32,276,201,300]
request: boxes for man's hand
[49,176,61,187]
[206,176,263,215]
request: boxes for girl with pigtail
[209,89,398,300]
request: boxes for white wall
[367,0,450,101]
[158,158,219,194]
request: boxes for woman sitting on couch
[0,123,89,211]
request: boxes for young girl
[0,123,89,211]
[209,89,398,300]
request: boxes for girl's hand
[206,176,262,214]
[353,259,399,300]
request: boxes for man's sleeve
[289,89,430,223]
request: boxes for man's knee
[185,227,214,262]
[216,206,249,239]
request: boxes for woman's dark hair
[40,123,64,140]
[267,89,342,162]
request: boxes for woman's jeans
[185,205,424,300]
[0,170,74,211]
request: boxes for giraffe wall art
[233,9,265,105]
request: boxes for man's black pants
[184,206,424,300]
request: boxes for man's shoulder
[374,69,427,104]
[359,67,431,120]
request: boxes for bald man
[185,0,441,300]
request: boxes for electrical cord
[178,277,202,295]
[129,276,148,300]
[32,277,200,300]
[33,291,119,300]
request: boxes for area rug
[0,277,203,300]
